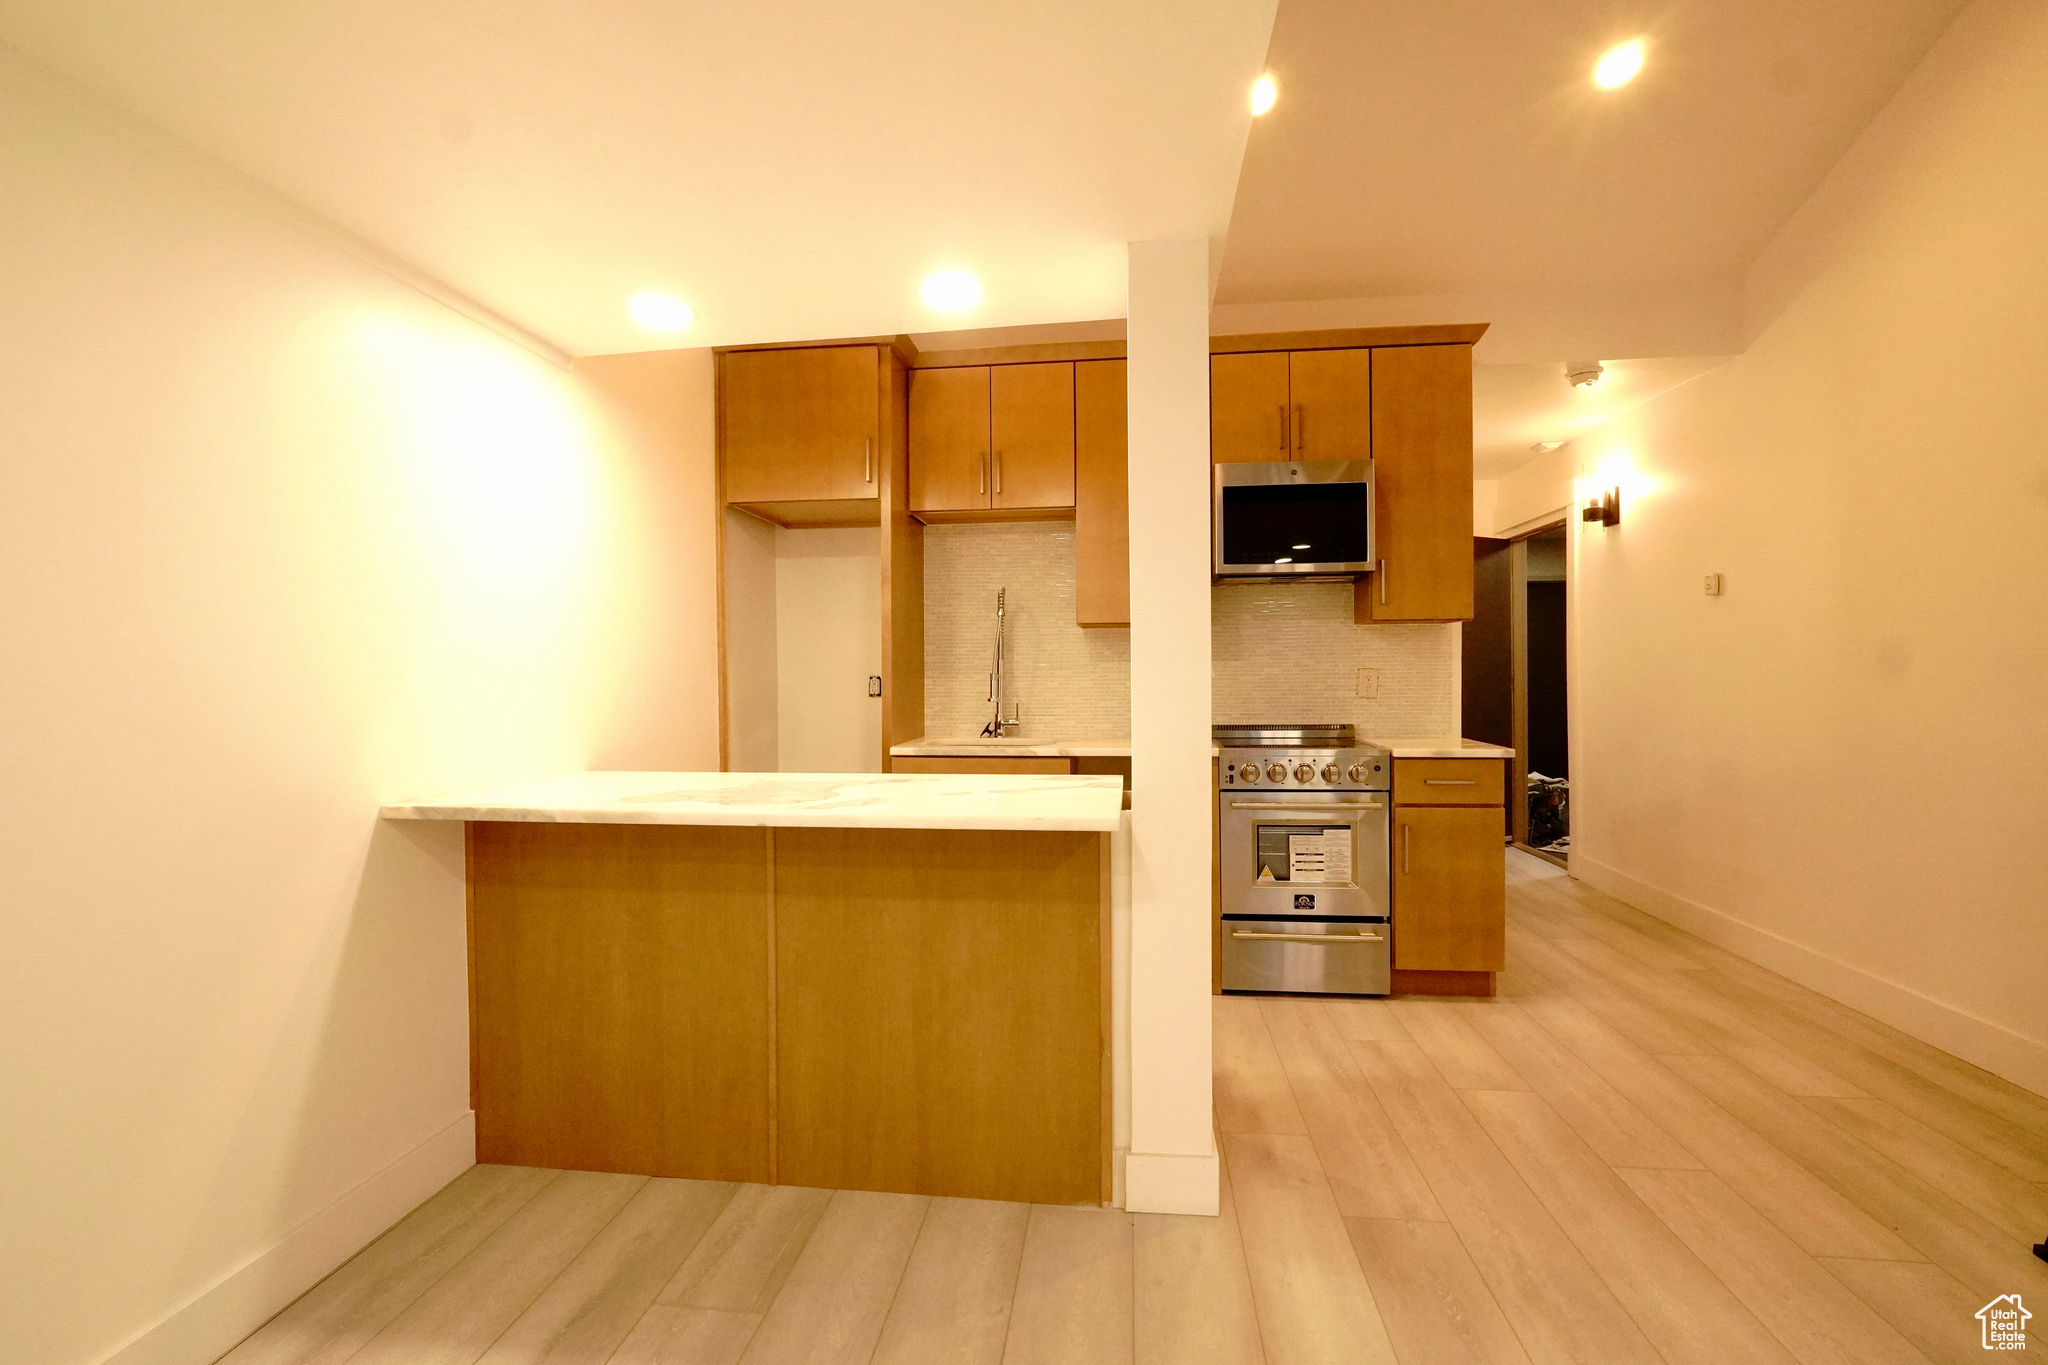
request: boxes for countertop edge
[379,805,1123,832]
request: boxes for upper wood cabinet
[1211,348,1371,463]
[1211,351,1290,461]
[722,346,882,513]
[1355,344,1474,623]
[910,362,1075,516]
[992,364,1076,509]
[1074,359,1128,627]
[908,366,990,513]
[1287,348,1372,461]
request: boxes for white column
[1123,238,1218,1215]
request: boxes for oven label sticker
[1294,894,1316,910]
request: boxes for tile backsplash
[923,522,1131,741]
[923,528,1457,743]
[1212,581,1456,736]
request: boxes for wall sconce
[1582,486,1621,527]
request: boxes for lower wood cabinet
[466,820,1108,1205]
[1390,758,1506,988]
[889,755,1074,775]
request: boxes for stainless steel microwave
[1213,460,1374,577]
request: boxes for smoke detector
[1566,360,1605,388]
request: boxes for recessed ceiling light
[1250,73,1278,115]
[920,269,983,312]
[627,292,694,332]
[1291,543,1311,550]
[1593,39,1646,89]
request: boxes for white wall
[722,509,781,772]
[1566,0,2048,1095]
[0,50,716,1365]
[1123,239,1217,1215]
[774,527,882,772]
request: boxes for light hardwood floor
[221,852,2046,1365]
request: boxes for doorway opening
[1463,521,1570,866]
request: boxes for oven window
[1222,482,1371,565]
[1254,824,1356,885]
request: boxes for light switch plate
[1703,573,1723,596]
[1356,668,1380,698]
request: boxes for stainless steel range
[1216,723,1392,996]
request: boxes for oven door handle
[1227,801,1383,811]
[1230,929,1386,943]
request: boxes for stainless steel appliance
[1213,461,1374,578]
[1217,724,1392,995]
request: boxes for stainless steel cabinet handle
[1231,929,1385,943]
[979,452,988,495]
[994,450,1002,495]
[1378,558,1388,605]
[1403,823,1411,873]
[1423,780,1476,786]
[864,437,873,484]
[1229,801,1382,811]
[1294,403,1304,453]
[1278,404,1288,451]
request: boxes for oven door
[1219,791,1391,923]
[1222,917,1390,995]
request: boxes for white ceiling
[0,0,1278,355]
[1216,0,1966,305]
[1472,357,1726,480]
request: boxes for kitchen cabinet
[1074,359,1128,627]
[1210,347,1370,464]
[1355,344,1474,622]
[910,362,1075,516]
[908,366,989,512]
[1390,758,1505,989]
[1211,351,1290,461]
[890,756,1075,775]
[723,345,884,522]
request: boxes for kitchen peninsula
[383,771,1125,1206]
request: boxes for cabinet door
[1392,805,1505,971]
[1356,344,1474,622]
[1211,351,1291,462]
[1287,348,1371,461]
[909,367,992,512]
[723,346,880,504]
[1074,360,1128,627]
[990,362,1076,509]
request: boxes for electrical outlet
[867,675,882,697]
[1703,573,1723,597]
[1356,668,1380,699]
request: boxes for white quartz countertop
[889,738,1131,759]
[380,770,1125,832]
[1364,737,1517,760]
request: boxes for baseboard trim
[95,1111,477,1365]
[1124,1149,1220,1216]
[1573,856,2048,1100]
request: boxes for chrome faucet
[980,587,1021,737]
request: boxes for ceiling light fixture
[1291,543,1311,550]
[920,269,983,312]
[1531,440,1565,454]
[1273,556,1293,564]
[1250,73,1278,115]
[1566,360,1605,388]
[1593,39,1646,89]
[627,292,695,332]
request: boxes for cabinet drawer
[890,756,1074,775]
[1393,758,1504,806]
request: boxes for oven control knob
[1347,762,1368,783]
[1238,762,1261,783]
[1266,762,1288,783]
[1293,762,1315,783]
[1320,763,1339,783]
